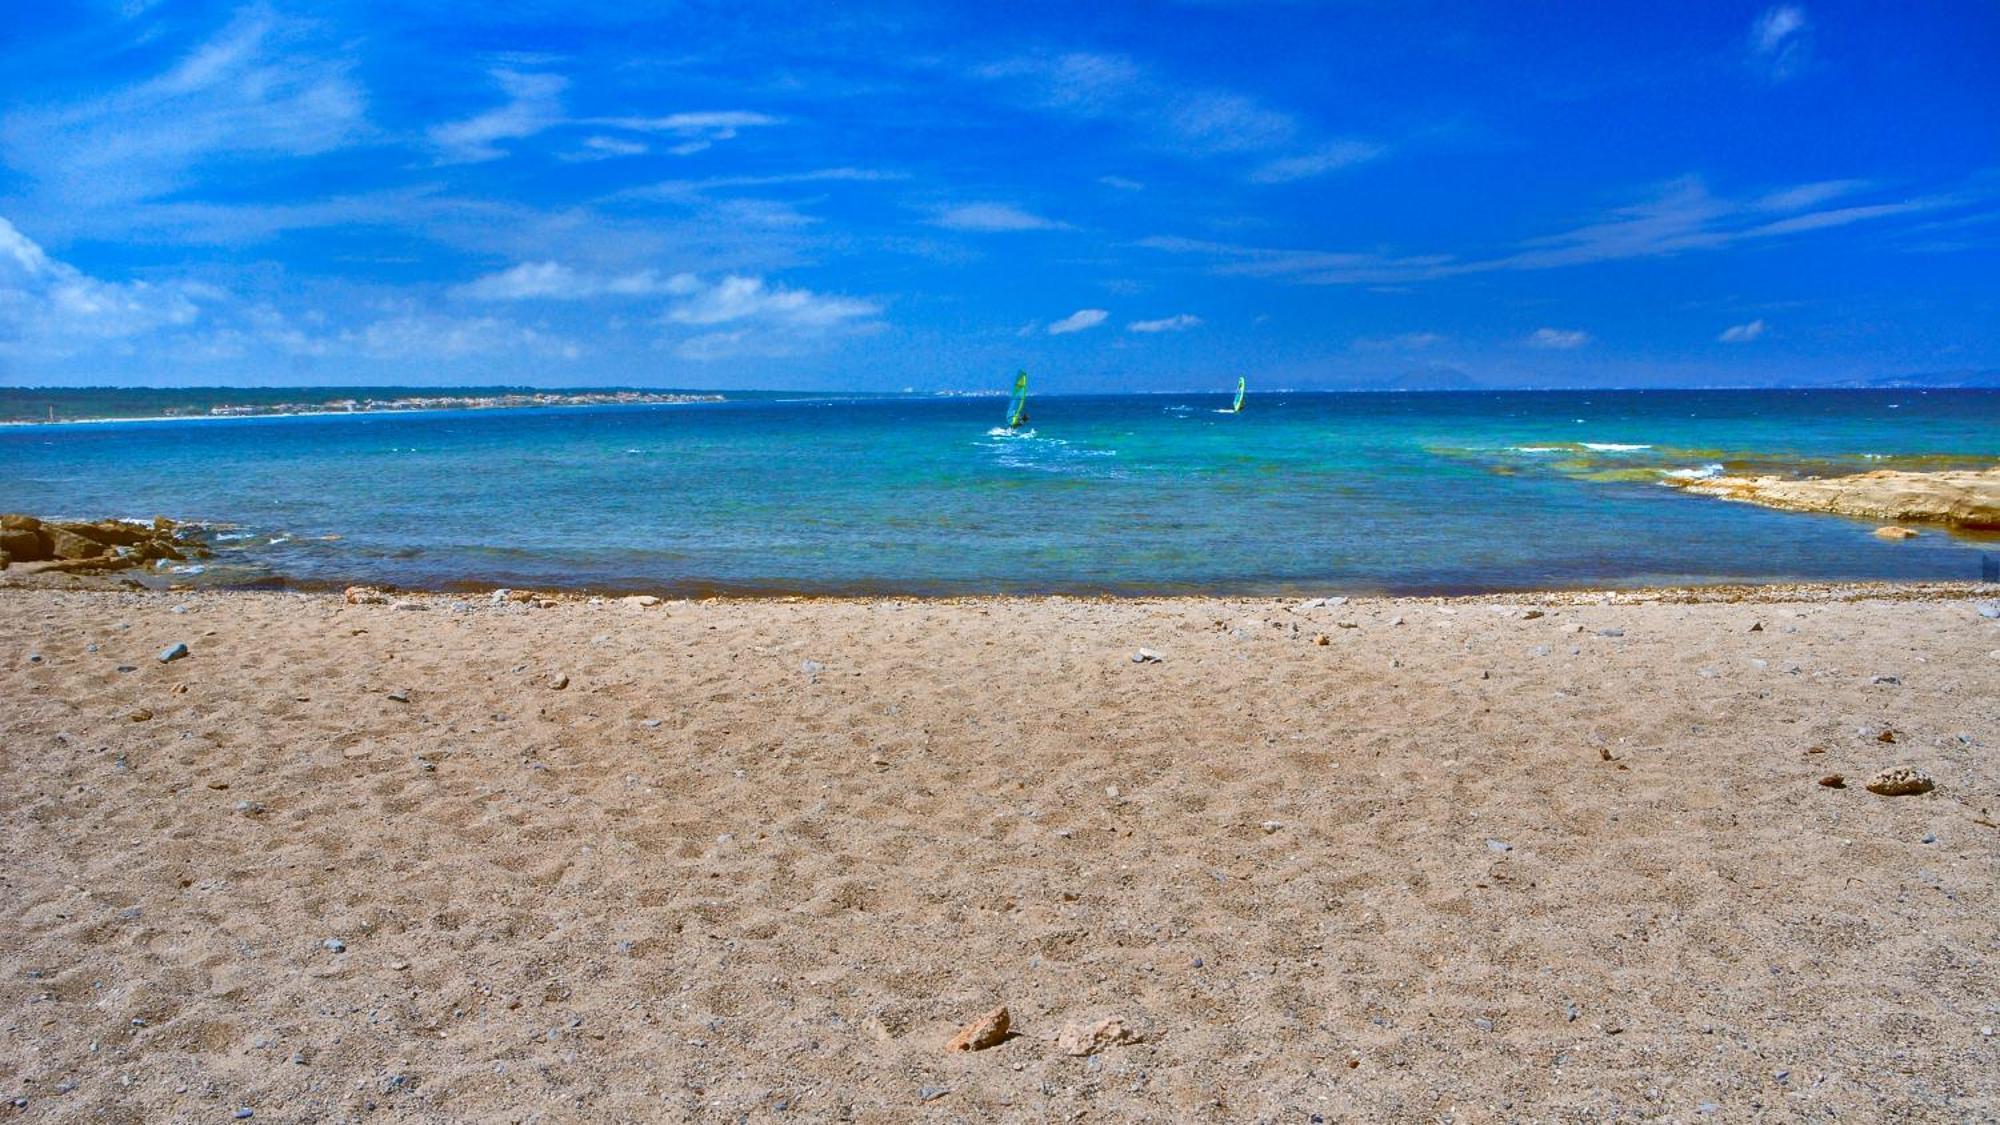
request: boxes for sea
[2,388,1995,596]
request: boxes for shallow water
[2,389,1995,594]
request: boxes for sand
[3,583,1997,1122]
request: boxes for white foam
[1582,442,1651,452]
[1662,464,1726,480]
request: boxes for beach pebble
[1865,767,1934,796]
[1327,596,1348,606]
[1260,820,1283,834]
[546,673,569,690]
[391,601,428,612]
[1520,609,1544,620]
[800,659,825,679]
[158,642,189,663]
[622,594,662,607]
[944,1004,1010,1052]
[1870,674,1901,685]
[1597,628,1624,637]
[1057,1017,1137,1056]
[386,689,410,703]
[343,586,388,605]
[233,1110,254,1120]
[1485,838,1512,853]
[129,709,152,722]
[1131,648,1162,663]
[1977,602,2000,619]
[919,1086,950,1103]
[322,937,346,953]
[1313,633,1330,645]
[1819,774,1846,788]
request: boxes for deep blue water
[2,389,1995,594]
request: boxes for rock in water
[1873,526,1919,540]
[1057,1017,1136,1056]
[1864,767,1934,796]
[158,642,190,663]
[944,1005,1010,1052]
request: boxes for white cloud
[1527,327,1591,349]
[664,275,878,328]
[453,261,697,301]
[1098,175,1145,191]
[564,135,649,161]
[1249,140,1385,184]
[1127,314,1202,333]
[1750,5,1811,81]
[0,216,215,355]
[0,9,366,208]
[1718,319,1768,343]
[931,203,1071,232]
[429,69,568,164]
[1048,308,1109,335]
[654,274,882,360]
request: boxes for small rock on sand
[343,586,388,605]
[945,1005,1010,1051]
[1819,774,1846,789]
[546,673,569,691]
[1873,526,1919,540]
[1057,1016,1137,1056]
[1864,766,1934,796]
[158,642,189,663]
[1131,648,1162,663]
[622,595,662,607]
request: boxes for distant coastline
[1,389,723,427]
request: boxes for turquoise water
[2,389,1995,594]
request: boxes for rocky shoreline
[1667,465,2000,531]
[0,514,209,575]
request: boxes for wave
[1661,464,1727,481]
[1581,442,1652,452]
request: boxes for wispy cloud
[976,51,1377,181]
[0,8,366,208]
[930,203,1071,232]
[348,312,579,360]
[1127,313,1202,333]
[1352,331,1446,352]
[1098,175,1145,191]
[1048,308,1109,334]
[429,69,568,164]
[581,110,782,156]
[453,261,697,301]
[1141,175,1981,285]
[1718,318,1768,342]
[1527,327,1590,349]
[1750,5,1812,81]
[1249,140,1385,184]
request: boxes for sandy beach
[2,583,1996,1121]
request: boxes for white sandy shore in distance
[3,584,1997,1121]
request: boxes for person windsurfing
[1006,370,1030,428]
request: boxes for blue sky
[1,1,1995,390]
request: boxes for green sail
[1231,376,1246,413]
[1007,370,1030,428]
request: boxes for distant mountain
[1855,369,2000,388]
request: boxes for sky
[0,1,1996,391]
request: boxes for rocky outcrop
[1668,467,2000,531]
[0,514,203,572]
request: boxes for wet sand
[2,585,1997,1121]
